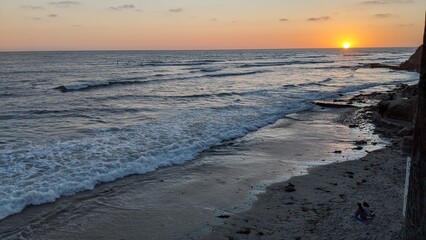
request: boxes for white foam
[0,101,312,220]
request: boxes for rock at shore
[400,45,423,72]
[364,45,422,73]
[376,84,418,122]
[378,97,417,122]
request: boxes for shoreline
[204,86,413,239]
[0,102,386,240]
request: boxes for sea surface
[0,48,419,220]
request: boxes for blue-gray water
[0,48,419,220]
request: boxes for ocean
[0,48,419,220]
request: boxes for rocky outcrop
[365,63,401,70]
[400,45,423,72]
[377,84,418,122]
[378,97,417,122]
[364,45,422,73]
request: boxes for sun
[343,42,351,49]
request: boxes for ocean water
[0,48,419,220]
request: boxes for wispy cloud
[169,8,183,13]
[374,13,398,18]
[397,23,414,27]
[48,14,58,18]
[307,16,331,22]
[108,4,135,11]
[21,5,44,10]
[32,17,42,21]
[49,1,80,8]
[279,18,289,22]
[359,0,414,5]
[359,1,387,4]
[389,0,414,3]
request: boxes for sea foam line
[0,103,311,220]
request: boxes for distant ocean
[0,48,419,220]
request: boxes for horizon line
[0,46,419,53]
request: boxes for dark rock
[54,85,68,92]
[217,215,230,219]
[355,140,368,145]
[378,97,417,122]
[400,84,418,97]
[365,63,400,70]
[353,146,363,150]
[312,101,355,108]
[284,183,296,192]
[236,228,251,234]
[400,45,423,72]
[378,100,391,115]
[385,97,417,121]
[334,150,342,154]
[349,124,359,128]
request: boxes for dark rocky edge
[365,45,423,73]
[344,44,422,152]
[349,83,417,154]
[318,47,422,153]
[400,45,423,72]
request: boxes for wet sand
[0,105,384,240]
[204,149,406,240]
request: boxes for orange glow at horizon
[0,0,423,51]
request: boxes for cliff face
[400,45,423,72]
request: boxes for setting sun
[343,42,351,49]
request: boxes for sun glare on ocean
[343,42,351,49]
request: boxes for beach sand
[0,102,389,240]
[204,88,412,240]
[204,148,406,240]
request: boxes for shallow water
[0,48,419,219]
[0,107,386,240]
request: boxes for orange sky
[0,0,424,51]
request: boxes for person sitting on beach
[363,202,375,219]
[355,203,367,221]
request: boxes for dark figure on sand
[355,203,367,221]
[363,202,375,219]
[354,202,375,223]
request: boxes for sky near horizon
[0,0,424,51]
